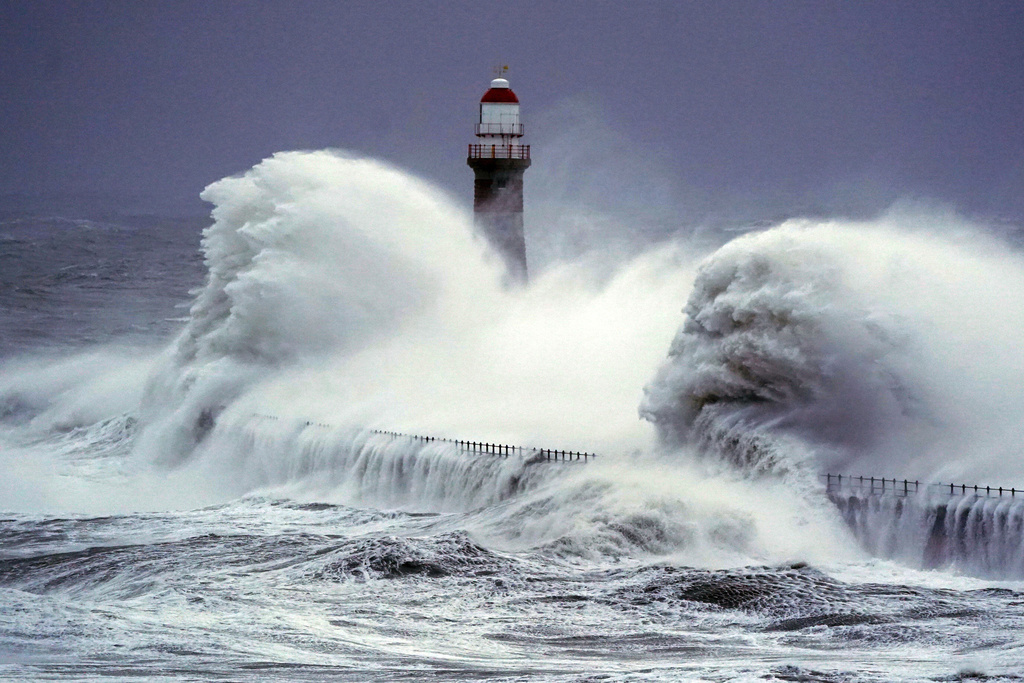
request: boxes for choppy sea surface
[3,153,1024,682]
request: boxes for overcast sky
[1,1,1022,228]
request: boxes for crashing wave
[641,217,1024,486]
[136,151,502,464]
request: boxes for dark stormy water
[3,151,1024,681]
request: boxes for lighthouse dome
[481,78,519,103]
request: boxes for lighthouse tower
[467,76,531,284]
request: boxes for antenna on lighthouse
[466,70,531,285]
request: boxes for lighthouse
[467,75,531,284]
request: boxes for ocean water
[2,150,1024,681]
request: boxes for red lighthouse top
[480,78,519,103]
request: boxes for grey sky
[1,1,1022,227]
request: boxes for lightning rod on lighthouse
[467,73,531,284]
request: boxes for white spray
[4,150,1024,573]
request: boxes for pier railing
[822,473,1021,499]
[369,430,595,463]
[251,415,595,463]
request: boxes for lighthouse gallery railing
[468,144,531,160]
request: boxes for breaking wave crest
[641,216,1024,488]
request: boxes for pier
[823,473,1024,577]
[251,414,1024,574]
